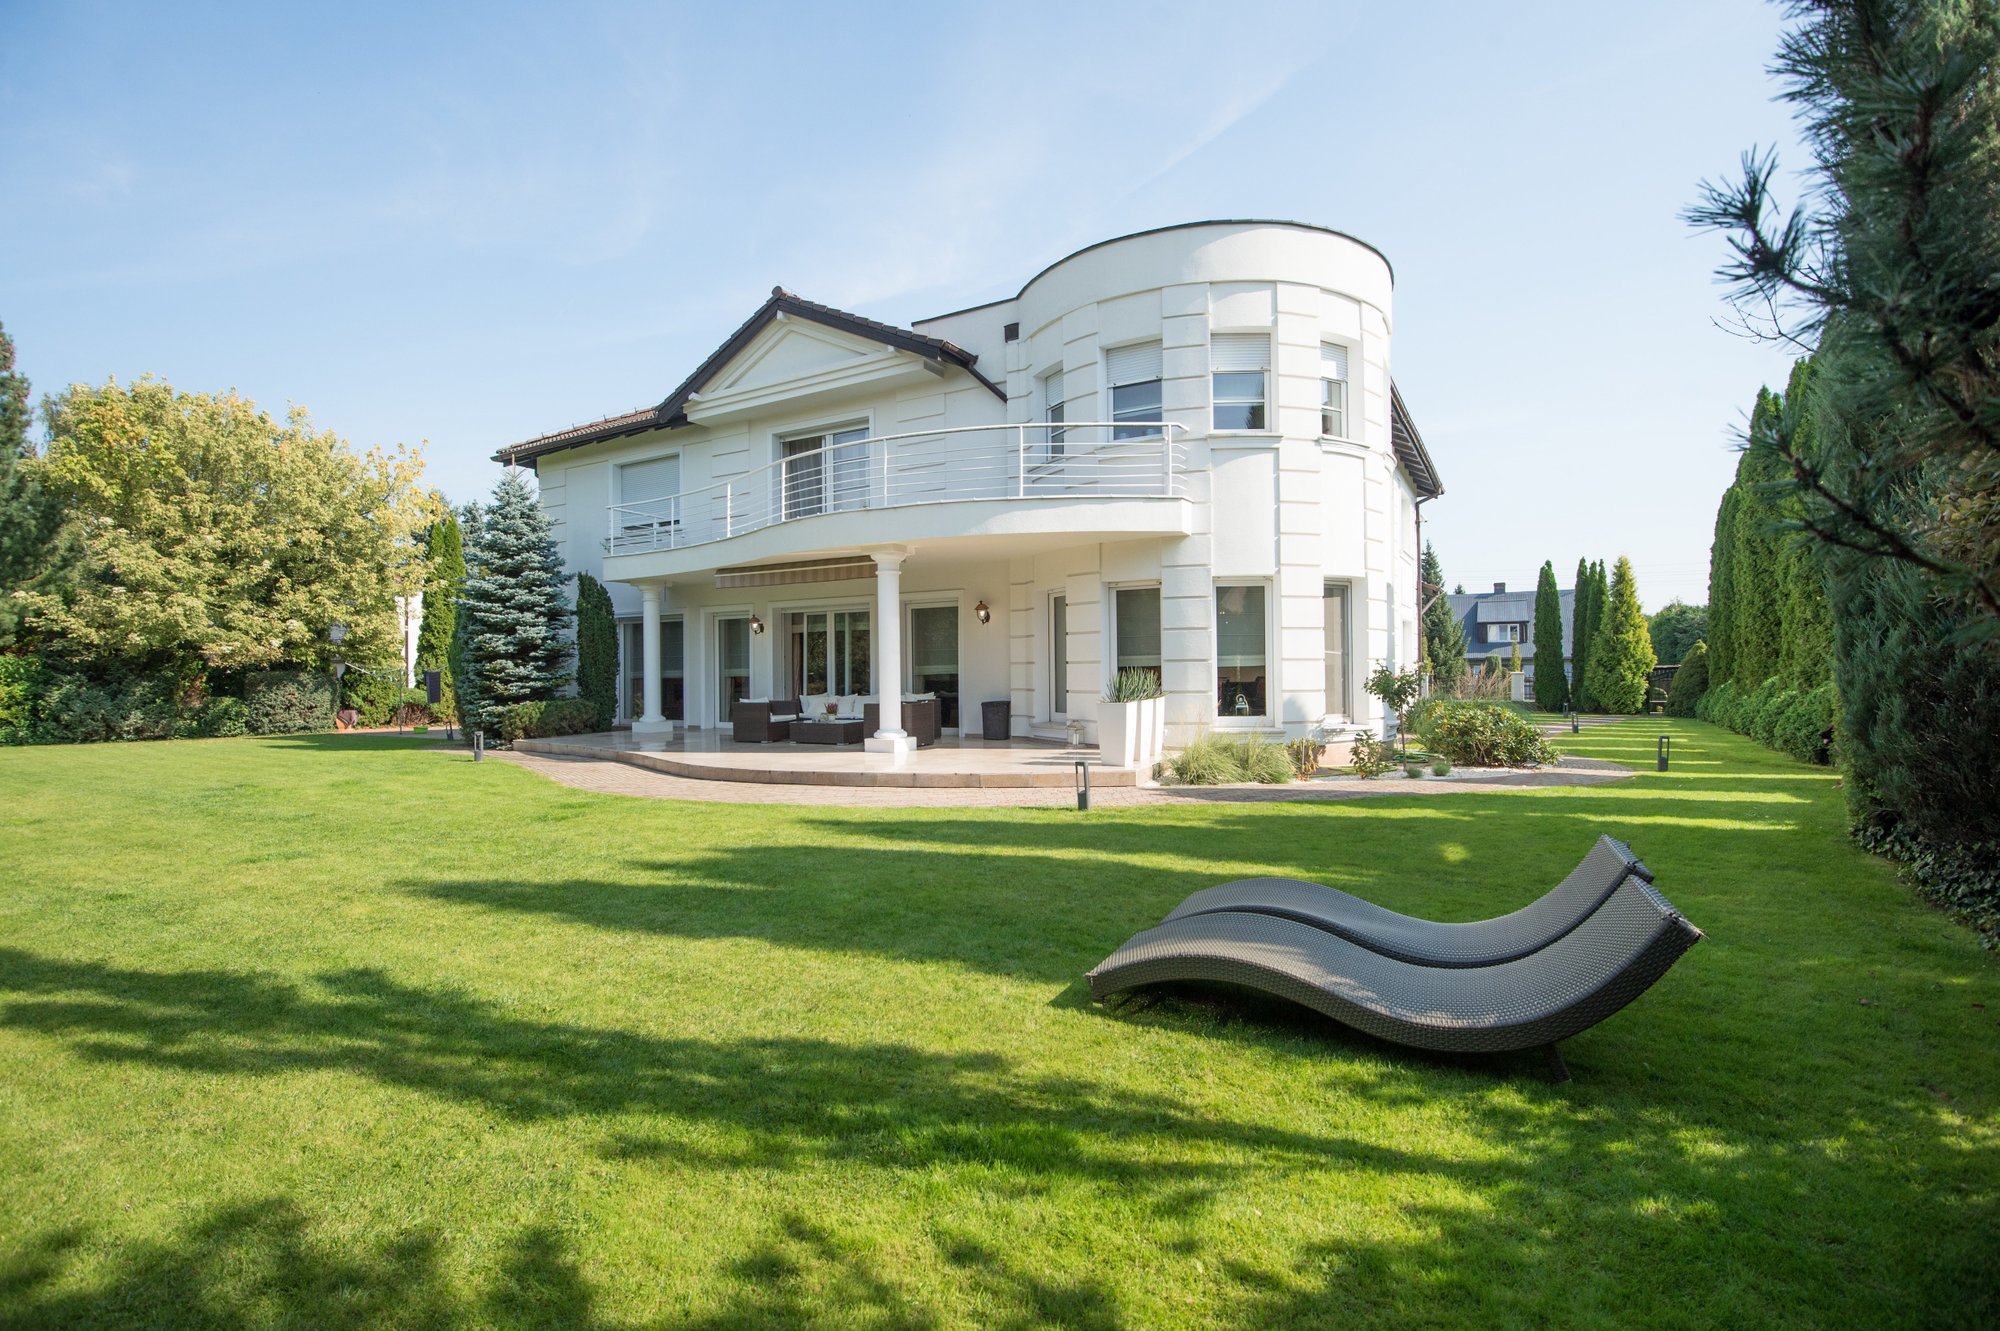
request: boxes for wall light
[974,601,991,625]
[749,614,765,635]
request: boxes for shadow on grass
[255,733,452,753]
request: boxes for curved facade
[500,220,1439,752]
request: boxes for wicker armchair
[731,700,794,744]
[862,697,940,747]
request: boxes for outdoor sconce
[975,601,991,625]
[749,614,764,635]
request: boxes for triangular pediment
[683,313,940,424]
[704,318,896,396]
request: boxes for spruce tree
[414,510,464,709]
[1530,561,1569,711]
[1569,557,1595,710]
[575,572,618,729]
[1707,485,1741,687]
[1586,557,1656,714]
[1420,544,1469,694]
[456,475,571,731]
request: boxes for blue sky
[1,1,1807,608]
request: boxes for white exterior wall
[524,221,1428,743]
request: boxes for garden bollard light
[1074,758,1091,812]
[1569,711,1580,734]
[1657,735,1671,771]
[473,730,484,762]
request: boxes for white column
[864,551,914,759]
[634,586,671,739]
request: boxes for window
[1210,333,1268,431]
[788,610,870,699]
[1050,594,1069,718]
[1114,586,1162,687]
[1320,343,1349,438]
[1323,583,1350,717]
[617,455,681,542]
[1040,368,1066,459]
[620,618,684,721]
[1106,342,1163,440]
[1489,622,1521,643]
[909,604,959,728]
[717,616,751,717]
[781,425,868,520]
[1215,584,1267,718]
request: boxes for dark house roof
[494,288,1005,467]
[1390,384,1442,499]
[1446,585,1575,671]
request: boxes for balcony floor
[510,728,1134,789]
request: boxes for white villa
[495,219,1442,758]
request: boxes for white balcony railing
[606,422,1187,555]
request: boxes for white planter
[1139,695,1165,769]
[1098,699,1140,768]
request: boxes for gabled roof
[1390,383,1443,499]
[494,288,1005,467]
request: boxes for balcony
[606,422,1187,556]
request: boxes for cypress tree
[1569,557,1596,710]
[456,474,571,730]
[414,510,464,708]
[1665,640,1710,717]
[1531,561,1569,711]
[1586,556,1656,714]
[1707,485,1740,687]
[574,572,618,729]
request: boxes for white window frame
[1039,367,1066,460]
[615,451,683,542]
[1212,579,1275,727]
[1489,622,1521,643]
[1319,341,1353,441]
[1209,331,1271,433]
[1109,582,1163,689]
[774,414,872,520]
[1322,580,1353,723]
[1104,341,1163,441]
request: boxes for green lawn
[0,720,1994,1329]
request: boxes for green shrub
[1162,732,1247,785]
[1432,758,1452,776]
[575,572,619,729]
[195,696,250,738]
[0,656,46,745]
[1696,679,1735,725]
[341,672,406,727]
[1744,678,1788,744]
[1403,762,1425,778]
[1347,730,1395,778]
[1773,682,1838,765]
[1412,700,1556,768]
[493,697,602,744]
[1103,667,1165,703]
[244,671,336,735]
[1722,679,1764,734]
[1665,641,1709,717]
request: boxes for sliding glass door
[619,619,683,721]
[786,609,871,701]
[716,616,750,719]
[908,604,959,728]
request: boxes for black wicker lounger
[1087,876,1701,1075]
[1162,834,1651,968]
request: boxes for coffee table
[793,718,864,746]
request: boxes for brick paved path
[492,749,1629,810]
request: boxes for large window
[1210,333,1269,431]
[1323,583,1349,719]
[1215,584,1268,718]
[788,609,871,699]
[620,618,684,721]
[909,604,959,728]
[616,454,681,542]
[1106,342,1162,441]
[780,425,868,519]
[1040,368,1066,460]
[1320,343,1349,438]
[1114,586,1162,686]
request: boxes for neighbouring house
[493,220,1443,751]
[1446,581,1574,684]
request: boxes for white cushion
[840,693,863,717]
[771,714,799,722]
[802,693,832,716]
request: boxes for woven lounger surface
[1088,877,1701,1054]
[1162,834,1651,968]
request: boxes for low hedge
[1412,700,1555,768]
[493,697,602,744]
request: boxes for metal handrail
[606,421,1186,555]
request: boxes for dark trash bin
[980,700,1010,741]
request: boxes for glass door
[909,604,959,728]
[785,609,871,704]
[781,426,868,520]
[717,616,750,720]
[619,619,684,721]
[782,439,824,519]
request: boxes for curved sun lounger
[1087,875,1701,1065]
[1161,834,1652,968]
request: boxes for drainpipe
[1414,495,1433,694]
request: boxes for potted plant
[1098,668,1165,769]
